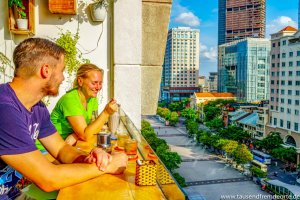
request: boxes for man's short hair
[13,37,65,78]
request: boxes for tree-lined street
[143,115,268,199]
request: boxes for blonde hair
[73,63,104,88]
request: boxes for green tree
[232,144,253,165]
[156,145,182,171]
[250,166,267,178]
[185,119,199,137]
[168,102,181,112]
[181,107,197,120]
[254,132,283,152]
[271,147,297,163]
[205,118,224,131]
[222,140,238,156]
[219,125,250,142]
[203,106,221,122]
[168,112,179,126]
[172,172,187,187]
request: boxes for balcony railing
[119,108,187,200]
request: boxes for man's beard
[42,76,60,97]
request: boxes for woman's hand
[65,133,79,146]
[104,98,118,115]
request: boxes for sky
[168,0,299,77]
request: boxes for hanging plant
[0,52,14,82]
[55,30,90,77]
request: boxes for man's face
[44,55,65,96]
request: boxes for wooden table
[57,140,166,200]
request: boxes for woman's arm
[67,99,118,142]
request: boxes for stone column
[141,0,172,115]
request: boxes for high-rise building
[208,72,218,92]
[218,38,270,102]
[266,26,300,162]
[161,27,200,102]
[218,0,266,45]
[299,0,300,28]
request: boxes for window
[296,90,300,96]
[295,110,299,115]
[288,90,292,95]
[288,99,292,104]
[287,121,291,129]
[281,90,285,95]
[296,81,300,86]
[297,61,300,66]
[271,97,274,101]
[280,107,284,112]
[282,62,286,67]
[288,80,292,86]
[281,80,285,85]
[295,123,299,131]
[282,40,287,45]
[280,119,284,127]
[272,54,275,59]
[282,71,285,76]
[282,53,286,58]
[271,72,275,76]
[297,71,300,76]
[298,51,300,56]
[271,89,274,93]
[280,98,284,103]
[296,100,300,105]
[289,61,293,67]
[272,43,276,47]
[289,71,293,76]
[287,108,291,114]
[274,118,277,126]
[289,52,293,57]
[272,63,275,68]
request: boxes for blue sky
[168,0,298,77]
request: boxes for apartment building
[266,26,300,163]
[161,27,200,102]
[218,38,270,102]
[218,0,266,45]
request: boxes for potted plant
[8,0,28,30]
[89,0,108,22]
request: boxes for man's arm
[1,150,127,192]
[1,132,127,192]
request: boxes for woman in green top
[36,64,117,150]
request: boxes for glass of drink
[125,139,137,159]
[116,133,129,150]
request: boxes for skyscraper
[218,38,270,102]
[160,27,200,102]
[218,0,266,45]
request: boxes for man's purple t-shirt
[0,83,57,198]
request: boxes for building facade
[266,26,300,163]
[218,0,266,45]
[161,27,200,102]
[218,38,270,102]
[208,72,218,92]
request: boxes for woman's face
[79,70,103,99]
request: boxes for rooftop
[195,92,235,98]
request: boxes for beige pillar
[141,0,172,115]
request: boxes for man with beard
[0,38,127,199]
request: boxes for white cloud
[267,16,297,37]
[200,43,217,61]
[175,12,201,27]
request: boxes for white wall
[0,0,110,112]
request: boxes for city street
[143,115,269,200]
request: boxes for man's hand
[104,99,118,115]
[105,152,128,174]
[83,148,112,171]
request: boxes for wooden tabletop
[57,140,166,200]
